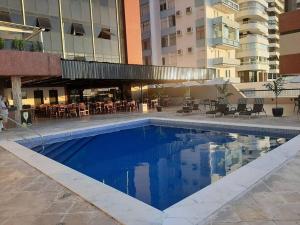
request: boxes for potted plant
[0,38,4,50]
[153,85,164,112]
[264,77,285,117]
[12,39,25,51]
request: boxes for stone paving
[0,148,120,225]
[205,152,300,225]
[1,107,300,225]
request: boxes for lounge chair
[206,102,228,117]
[239,98,267,118]
[225,98,247,117]
[177,106,193,113]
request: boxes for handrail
[0,113,45,152]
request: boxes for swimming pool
[27,121,291,210]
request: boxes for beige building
[140,0,240,82]
[235,0,270,82]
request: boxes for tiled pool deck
[1,108,300,225]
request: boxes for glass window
[169,33,176,46]
[196,26,205,40]
[168,15,176,27]
[161,35,168,48]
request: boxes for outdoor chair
[67,104,77,117]
[79,103,89,117]
[224,98,247,117]
[239,98,267,118]
[206,103,228,117]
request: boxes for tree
[264,77,285,108]
[215,80,233,103]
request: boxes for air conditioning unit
[186,27,193,33]
[176,10,182,16]
[187,47,193,53]
[177,49,183,55]
[186,7,192,14]
[176,30,182,36]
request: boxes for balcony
[240,21,268,35]
[269,42,280,48]
[213,57,240,67]
[212,16,239,28]
[237,62,269,71]
[213,37,239,49]
[240,35,269,45]
[236,8,268,21]
[0,38,43,52]
[269,33,279,39]
[212,0,239,13]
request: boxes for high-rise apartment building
[267,0,284,79]
[235,0,270,82]
[285,0,300,12]
[140,0,240,81]
[279,9,300,75]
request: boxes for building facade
[235,0,270,82]
[140,0,240,81]
[285,0,300,12]
[279,9,300,75]
[267,0,284,79]
[0,0,143,64]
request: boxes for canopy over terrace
[61,59,216,82]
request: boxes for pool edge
[1,117,300,225]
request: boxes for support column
[11,76,22,123]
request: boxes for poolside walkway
[0,147,120,225]
[0,107,300,225]
[205,152,300,225]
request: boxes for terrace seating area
[34,100,138,119]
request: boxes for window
[187,47,193,53]
[144,56,151,65]
[196,26,205,40]
[71,23,85,36]
[186,7,192,14]
[169,15,176,27]
[141,4,150,17]
[142,38,151,50]
[169,33,176,46]
[160,0,167,11]
[161,18,168,29]
[187,27,193,33]
[98,28,113,39]
[161,36,168,47]
[162,57,166,65]
[168,0,175,9]
[141,21,150,32]
[36,17,51,32]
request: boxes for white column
[11,76,22,123]
[149,0,162,65]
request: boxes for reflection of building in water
[180,144,211,197]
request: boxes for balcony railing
[213,37,239,48]
[241,88,300,98]
[212,0,239,12]
[0,38,43,52]
[213,57,240,66]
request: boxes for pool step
[52,137,94,163]
[45,139,82,159]
[34,142,66,155]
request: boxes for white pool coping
[1,117,300,225]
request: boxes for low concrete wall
[0,50,61,76]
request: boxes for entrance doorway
[34,90,44,106]
[49,90,58,104]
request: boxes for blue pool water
[31,125,288,210]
